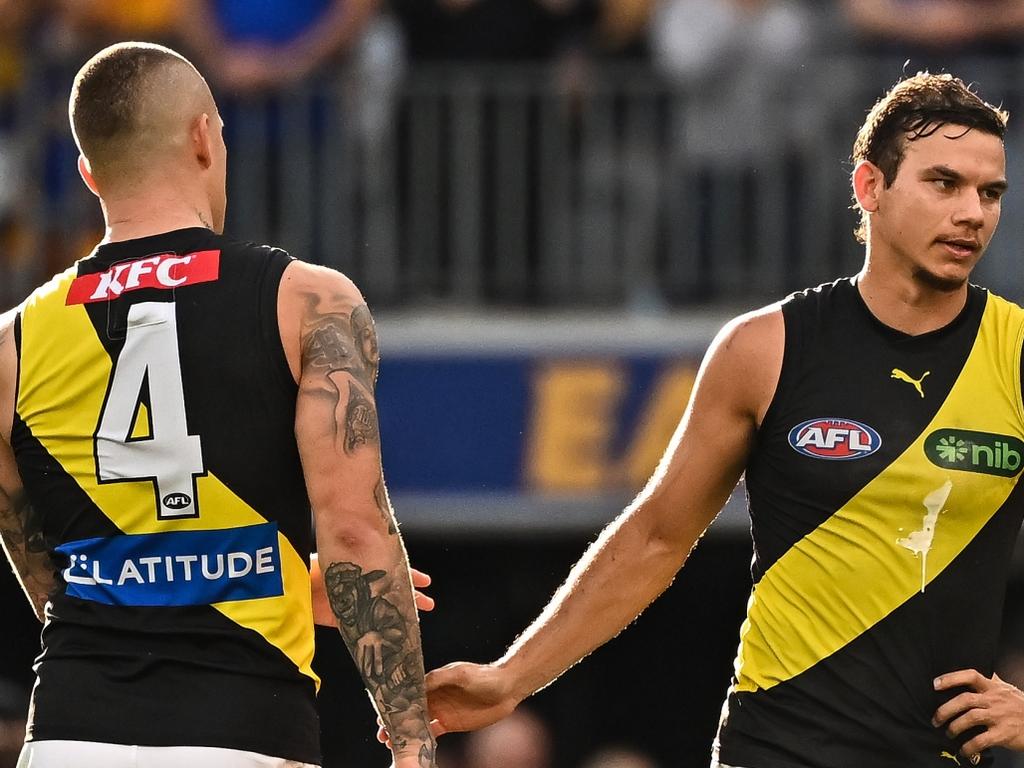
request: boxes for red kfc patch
[66,250,220,305]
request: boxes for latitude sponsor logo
[787,417,882,460]
[65,250,220,305]
[924,429,1024,477]
[56,522,283,606]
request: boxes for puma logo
[891,368,930,398]
[941,751,980,766]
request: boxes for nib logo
[935,436,968,463]
[925,429,1024,477]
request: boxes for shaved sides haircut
[70,43,208,184]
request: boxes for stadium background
[6,1,1024,766]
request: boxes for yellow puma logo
[891,368,930,398]
[939,752,960,765]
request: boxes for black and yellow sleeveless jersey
[12,228,319,763]
[714,278,1024,768]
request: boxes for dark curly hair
[851,72,1008,243]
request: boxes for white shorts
[17,740,320,768]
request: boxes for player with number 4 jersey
[14,229,319,760]
[0,42,436,768]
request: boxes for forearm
[289,270,435,765]
[320,512,435,764]
[500,504,691,701]
[0,488,53,622]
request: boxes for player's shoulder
[713,300,785,358]
[716,277,853,355]
[280,260,364,309]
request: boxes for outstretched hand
[311,554,434,627]
[378,661,521,746]
[933,669,1024,761]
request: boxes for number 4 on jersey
[95,301,205,519]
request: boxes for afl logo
[163,493,192,510]
[788,418,882,460]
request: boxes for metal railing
[6,55,1024,310]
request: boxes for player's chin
[913,263,972,293]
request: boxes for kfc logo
[66,250,220,305]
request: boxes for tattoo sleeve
[325,561,436,766]
[297,287,431,762]
[0,487,55,622]
[298,295,383,454]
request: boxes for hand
[933,669,1024,760]
[311,555,434,627]
[377,661,519,746]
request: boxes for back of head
[69,42,214,192]
[851,72,1008,242]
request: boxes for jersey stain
[897,479,953,593]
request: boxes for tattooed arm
[0,310,54,622]
[0,451,52,622]
[280,262,436,768]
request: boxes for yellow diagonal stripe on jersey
[735,294,1024,692]
[18,270,318,687]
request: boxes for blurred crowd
[5,0,1024,308]
[6,4,1024,767]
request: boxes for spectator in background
[178,0,380,93]
[53,0,181,47]
[462,708,551,768]
[579,746,660,768]
[391,0,592,61]
[0,0,41,309]
[840,0,1024,63]
[649,0,819,297]
[650,0,815,169]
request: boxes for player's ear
[77,155,100,198]
[192,113,214,171]
[853,160,884,214]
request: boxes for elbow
[313,509,386,558]
[626,501,698,576]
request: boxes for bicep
[288,269,384,522]
[637,311,783,543]
[295,368,381,512]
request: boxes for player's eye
[932,178,956,191]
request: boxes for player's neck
[98,184,215,244]
[855,260,969,337]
